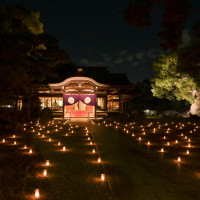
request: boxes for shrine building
[35,66,134,118]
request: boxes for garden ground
[1,118,200,199]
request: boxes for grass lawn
[98,118,200,174]
[0,120,111,200]
[90,118,200,199]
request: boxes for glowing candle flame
[98,158,101,163]
[2,139,5,143]
[43,169,47,176]
[29,149,32,154]
[101,174,105,181]
[186,150,190,155]
[161,148,164,152]
[14,141,16,145]
[58,142,61,146]
[35,189,39,198]
[46,160,50,166]
[63,146,66,151]
[92,149,95,153]
[177,157,181,162]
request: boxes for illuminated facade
[35,67,134,118]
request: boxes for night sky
[2,0,200,83]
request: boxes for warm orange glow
[161,148,164,152]
[38,132,40,135]
[186,150,190,155]
[98,158,101,163]
[92,149,95,153]
[24,145,27,149]
[46,160,50,166]
[14,141,16,145]
[58,142,61,146]
[177,157,181,162]
[35,189,39,198]
[48,138,51,142]
[101,174,105,181]
[2,139,5,143]
[63,146,66,151]
[147,141,150,145]
[13,135,15,138]
[43,169,47,176]
[90,141,93,145]
[29,149,32,154]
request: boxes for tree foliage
[123,0,194,50]
[0,4,73,121]
[151,54,197,104]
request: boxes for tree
[0,4,73,121]
[123,0,194,50]
[151,53,200,115]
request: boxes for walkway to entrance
[69,118,90,125]
[65,119,200,199]
[89,125,200,200]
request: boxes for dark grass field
[0,121,111,200]
[90,118,200,200]
[98,118,200,174]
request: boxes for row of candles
[97,120,200,165]
[25,120,106,198]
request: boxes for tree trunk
[189,92,200,116]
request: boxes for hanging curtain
[63,94,96,105]
[63,94,80,105]
[79,94,97,105]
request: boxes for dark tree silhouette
[0,4,73,121]
[124,0,194,50]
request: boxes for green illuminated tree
[151,53,200,115]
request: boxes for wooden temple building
[34,66,134,118]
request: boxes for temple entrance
[64,96,95,118]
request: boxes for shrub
[40,108,53,123]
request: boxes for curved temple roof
[49,76,110,90]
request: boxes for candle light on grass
[43,169,47,176]
[35,189,39,198]
[46,160,50,166]
[101,174,105,181]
